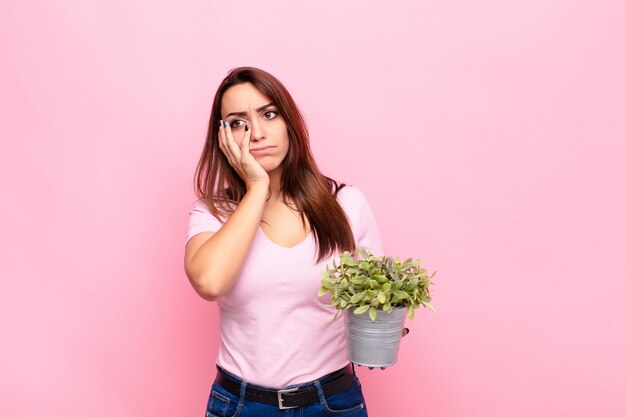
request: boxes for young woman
[184,66,401,417]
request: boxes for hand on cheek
[217,120,269,188]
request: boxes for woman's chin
[262,164,283,175]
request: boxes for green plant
[318,246,436,321]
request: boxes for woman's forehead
[221,83,271,112]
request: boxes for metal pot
[344,306,407,367]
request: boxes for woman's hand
[218,120,270,189]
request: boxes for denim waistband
[216,362,355,391]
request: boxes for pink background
[1,1,625,416]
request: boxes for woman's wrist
[245,181,270,200]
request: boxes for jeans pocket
[206,381,242,417]
[321,377,366,415]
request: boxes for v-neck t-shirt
[185,185,384,388]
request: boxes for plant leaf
[350,276,367,285]
[422,300,436,312]
[354,305,369,315]
[332,309,342,321]
[408,304,415,320]
[350,292,365,303]
[393,290,410,300]
[369,306,377,321]
[373,274,388,284]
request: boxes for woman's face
[220,82,290,175]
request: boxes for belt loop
[238,379,247,406]
[312,379,328,407]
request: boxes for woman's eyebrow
[225,102,276,118]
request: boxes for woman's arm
[185,120,269,300]
[184,183,268,301]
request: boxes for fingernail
[218,119,222,126]
[223,121,227,127]
[245,124,249,131]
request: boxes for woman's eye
[230,111,277,128]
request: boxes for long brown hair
[193,66,356,264]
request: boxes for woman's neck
[267,168,283,203]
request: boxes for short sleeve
[337,185,385,257]
[185,199,225,245]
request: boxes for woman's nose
[249,119,265,142]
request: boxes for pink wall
[1,1,625,416]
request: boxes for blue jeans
[205,363,368,417]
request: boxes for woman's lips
[250,146,275,154]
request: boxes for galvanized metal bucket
[344,306,407,367]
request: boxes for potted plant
[318,246,436,368]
